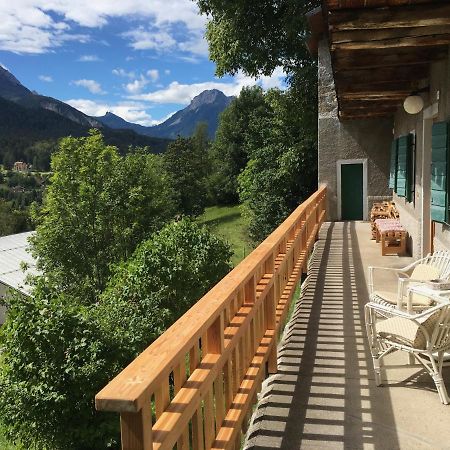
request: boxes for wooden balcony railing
[95,185,327,450]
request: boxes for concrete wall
[393,46,450,258]
[318,39,393,221]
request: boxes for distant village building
[0,231,37,325]
[13,161,28,172]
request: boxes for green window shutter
[431,122,449,223]
[389,140,397,189]
[396,135,411,198]
[405,134,414,202]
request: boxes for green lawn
[198,205,254,266]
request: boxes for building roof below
[0,231,37,296]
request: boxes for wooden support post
[120,405,152,450]
[190,343,205,450]
[265,287,277,373]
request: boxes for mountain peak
[0,66,32,101]
[189,89,228,110]
[96,89,234,140]
[0,65,24,88]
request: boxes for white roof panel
[0,231,37,295]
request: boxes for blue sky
[0,1,286,125]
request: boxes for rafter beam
[331,34,450,51]
[332,25,450,45]
[329,4,450,31]
[334,48,447,71]
[335,65,428,84]
[339,111,395,120]
[340,92,409,101]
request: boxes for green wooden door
[341,163,364,220]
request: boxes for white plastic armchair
[365,297,450,404]
[368,250,450,312]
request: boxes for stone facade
[318,39,393,221]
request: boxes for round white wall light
[403,95,424,114]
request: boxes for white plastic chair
[365,298,450,404]
[368,250,450,312]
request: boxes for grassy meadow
[197,205,254,266]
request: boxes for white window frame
[336,159,368,221]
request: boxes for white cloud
[115,69,160,94]
[78,54,101,62]
[164,69,170,75]
[73,79,106,95]
[65,98,158,126]
[39,75,53,82]
[124,75,149,95]
[147,69,159,82]
[129,69,287,105]
[0,1,205,54]
[123,27,176,51]
[112,68,136,79]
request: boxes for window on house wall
[409,134,416,204]
[389,140,397,190]
[394,134,414,202]
[431,121,449,224]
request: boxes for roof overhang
[310,0,450,119]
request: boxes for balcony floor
[244,221,450,450]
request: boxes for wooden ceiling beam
[331,34,450,51]
[332,25,450,45]
[340,105,398,112]
[340,99,401,109]
[339,111,395,119]
[329,4,450,31]
[334,49,447,71]
[340,92,409,100]
[335,65,428,84]
[337,82,417,96]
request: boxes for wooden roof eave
[321,0,450,119]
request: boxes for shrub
[98,218,233,355]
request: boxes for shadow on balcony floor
[244,221,450,450]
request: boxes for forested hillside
[0,96,171,171]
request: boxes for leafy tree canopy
[195,0,320,79]
[163,125,210,217]
[30,130,175,300]
[208,86,269,205]
[98,218,233,355]
[0,220,232,450]
[238,88,317,242]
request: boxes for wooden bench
[374,218,407,256]
[370,201,399,240]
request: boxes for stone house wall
[318,39,393,221]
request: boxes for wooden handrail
[96,185,327,450]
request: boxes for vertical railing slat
[120,404,152,450]
[190,342,205,450]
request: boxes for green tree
[0,220,232,450]
[238,89,317,242]
[163,130,209,217]
[98,218,232,355]
[208,86,269,205]
[195,0,319,79]
[30,130,175,300]
[0,283,123,450]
